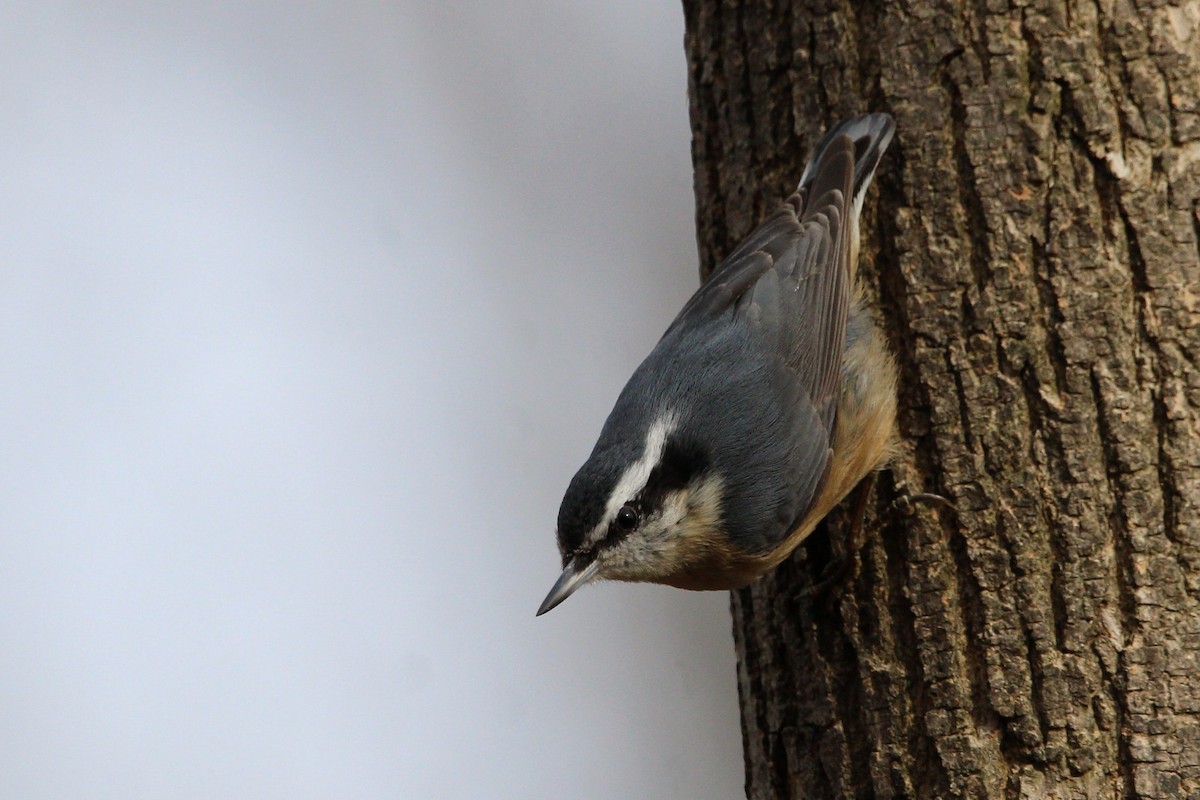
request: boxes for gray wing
[740,136,855,528]
[666,134,856,418]
[662,132,857,544]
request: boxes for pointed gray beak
[536,557,600,616]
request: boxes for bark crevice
[684,0,1200,796]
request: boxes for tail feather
[797,114,894,279]
[798,113,895,221]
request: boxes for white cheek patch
[657,490,689,532]
[644,477,723,550]
[595,478,725,582]
[583,412,677,548]
[686,474,725,527]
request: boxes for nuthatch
[538,114,898,616]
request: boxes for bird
[538,113,899,616]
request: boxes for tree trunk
[681,0,1200,797]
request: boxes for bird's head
[537,413,729,615]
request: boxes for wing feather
[653,117,887,548]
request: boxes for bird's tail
[797,113,894,281]
[798,113,895,225]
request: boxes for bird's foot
[890,479,953,519]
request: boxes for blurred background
[0,3,743,798]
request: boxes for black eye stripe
[587,438,710,554]
[596,504,640,550]
[637,437,709,508]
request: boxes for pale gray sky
[0,3,742,798]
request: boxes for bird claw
[803,551,855,598]
[802,476,954,601]
[801,475,874,600]
[890,479,953,518]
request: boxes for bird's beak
[536,557,600,616]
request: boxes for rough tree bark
[681,0,1200,797]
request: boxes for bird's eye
[616,505,639,530]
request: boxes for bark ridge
[683,0,1200,796]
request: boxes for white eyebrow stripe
[584,412,677,547]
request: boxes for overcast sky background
[0,3,744,799]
